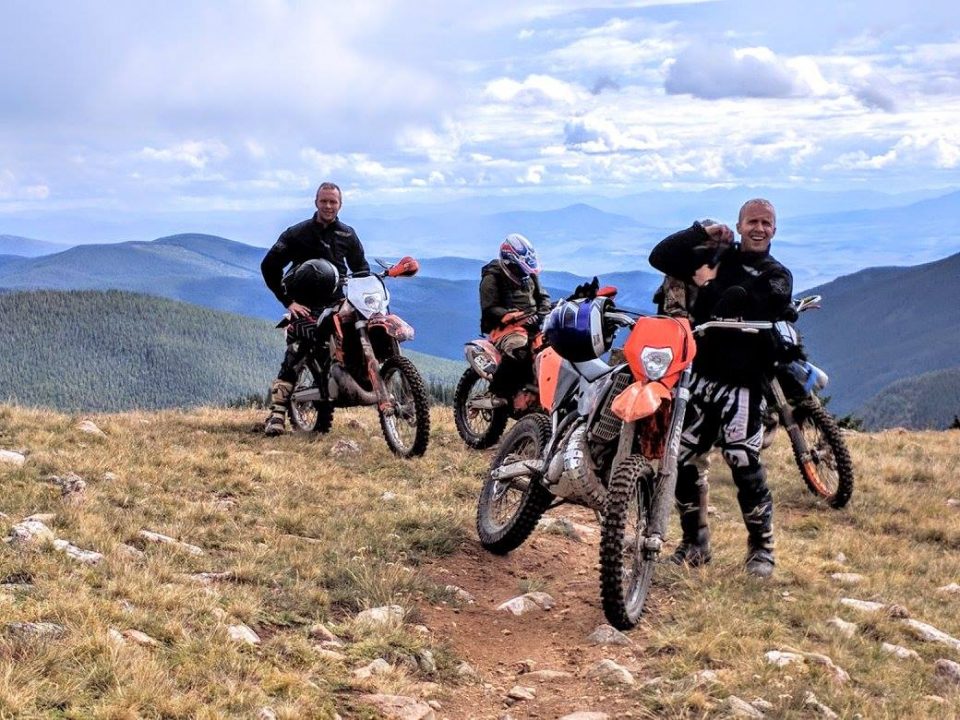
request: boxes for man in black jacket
[648,198,792,578]
[260,182,369,436]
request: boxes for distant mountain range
[0,290,462,412]
[858,367,960,430]
[0,234,71,257]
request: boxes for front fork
[356,322,394,414]
[768,376,815,471]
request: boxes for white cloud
[138,141,230,169]
[827,132,960,171]
[665,45,806,99]
[485,75,584,105]
[563,116,664,153]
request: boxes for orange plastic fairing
[490,325,529,345]
[597,286,618,298]
[611,380,671,421]
[537,348,563,411]
[623,316,696,386]
[387,256,420,277]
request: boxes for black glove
[568,276,600,301]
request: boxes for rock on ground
[5,622,67,640]
[355,693,436,720]
[934,659,960,686]
[726,695,766,718]
[0,450,26,466]
[138,529,205,556]
[881,642,920,660]
[496,592,556,615]
[9,520,55,547]
[587,624,632,646]
[586,659,634,685]
[76,420,106,436]
[558,713,610,720]
[227,624,260,645]
[904,619,960,653]
[355,604,405,628]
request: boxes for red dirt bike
[476,294,698,629]
[282,256,431,458]
[454,310,546,449]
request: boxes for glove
[567,276,600,301]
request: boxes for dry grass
[1,404,959,718]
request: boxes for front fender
[611,380,671,422]
[367,313,415,342]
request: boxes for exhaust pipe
[329,364,378,407]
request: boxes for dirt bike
[281,256,431,458]
[756,295,854,508]
[476,294,698,630]
[454,310,546,449]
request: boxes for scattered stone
[445,585,476,604]
[803,691,839,719]
[587,624,632,646]
[47,472,87,501]
[416,649,437,674]
[76,420,106,436]
[308,622,339,642]
[356,694,435,720]
[355,604,404,628]
[934,659,960,686]
[888,604,910,619]
[525,669,573,681]
[691,669,720,685]
[9,520,55,547]
[506,686,536,701]
[123,629,161,647]
[830,573,864,585]
[779,646,850,684]
[834,552,847,564]
[904,619,960,653]
[24,513,56,523]
[881,642,919,660]
[138,529,205,556]
[937,583,960,594]
[0,450,26,466]
[839,598,885,614]
[726,695,766,718]
[947,498,960,509]
[456,662,478,678]
[320,639,344,649]
[116,543,146,560]
[330,439,361,455]
[354,658,392,679]
[381,491,398,502]
[257,709,277,720]
[922,694,947,704]
[53,539,104,565]
[537,517,595,541]
[558,713,610,720]
[586,659,635,685]
[764,650,804,668]
[345,418,366,431]
[227,624,260,645]
[107,628,125,644]
[496,592,556,615]
[751,699,775,713]
[103,472,119,482]
[5,621,66,640]
[826,617,858,638]
[316,648,347,662]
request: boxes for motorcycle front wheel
[378,355,431,458]
[289,362,334,434]
[792,401,854,509]
[453,368,509,449]
[600,454,658,630]
[476,413,553,554]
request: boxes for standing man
[260,182,369,436]
[648,199,792,578]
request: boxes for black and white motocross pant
[675,371,774,549]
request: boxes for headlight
[640,347,673,381]
[363,293,386,314]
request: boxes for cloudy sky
[2,0,959,240]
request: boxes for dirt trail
[421,506,657,720]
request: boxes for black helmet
[282,258,340,307]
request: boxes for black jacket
[261,214,369,307]
[649,222,793,385]
[479,261,552,334]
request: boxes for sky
[1,0,959,243]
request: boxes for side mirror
[387,256,419,278]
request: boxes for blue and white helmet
[543,297,612,362]
[499,233,540,284]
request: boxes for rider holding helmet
[260,181,369,436]
[479,233,552,396]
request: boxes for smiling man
[648,198,793,579]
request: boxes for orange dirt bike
[281,256,431,458]
[476,294,697,629]
[454,310,546,449]
[735,294,854,508]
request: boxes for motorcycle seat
[573,358,617,382]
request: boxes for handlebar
[694,319,774,336]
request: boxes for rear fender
[465,339,501,380]
[611,380,672,422]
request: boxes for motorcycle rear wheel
[378,355,431,458]
[289,362,334,434]
[477,413,553,554]
[454,368,509,449]
[600,454,658,630]
[792,401,854,509]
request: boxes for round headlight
[640,346,673,381]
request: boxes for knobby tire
[454,368,509,449]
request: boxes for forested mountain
[795,252,960,416]
[0,290,462,412]
[857,367,960,430]
[0,234,70,257]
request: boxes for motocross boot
[263,379,293,437]
[669,465,711,566]
[742,501,775,578]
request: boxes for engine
[544,423,607,510]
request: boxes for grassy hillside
[0,405,958,717]
[858,367,960,430]
[0,290,462,412]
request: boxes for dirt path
[420,507,657,719]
